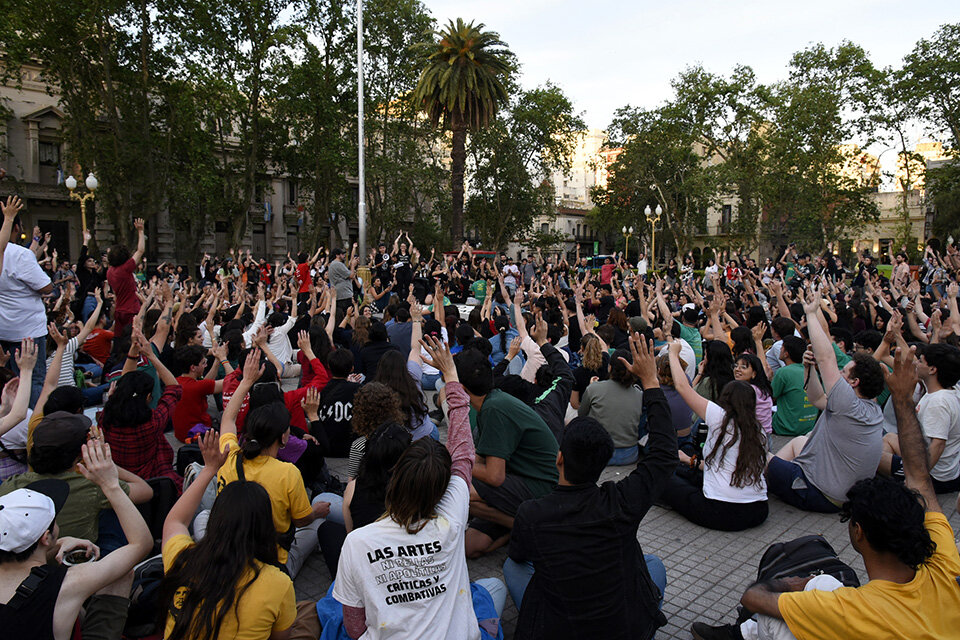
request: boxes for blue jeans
[76,362,102,378]
[82,294,98,321]
[314,493,345,526]
[82,383,111,407]
[609,445,639,466]
[1,336,46,408]
[474,577,507,618]
[504,555,666,609]
[421,372,442,391]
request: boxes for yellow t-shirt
[215,433,312,564]
[161,534,296,639]
[780,511,960,639]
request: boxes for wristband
[126,354,139,360]
[220,360,229,366]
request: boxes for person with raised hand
[505,332,675,639]
[215,348,328,573]
[159,429,297,640]
[0,437,153,640]
[765,284,886,514]
[334,334,507,640]
[0,195,23,277]
[693,344,960,640]
[106,217,146,334]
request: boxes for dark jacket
[493,343,573,441]
[358,340,399,377]
[508,387,677,640]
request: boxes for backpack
[124,555,164,638]
[737,535,860,623]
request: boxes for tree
[759,42,883,249]
[465,83,583,251]
[590,104,718,257]
[901,23,960,149]
[411,18,512,245]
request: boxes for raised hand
[301,387,321,420]
[14,337,37,372]
[48,322,70,348]
[886,345,918,401]
[507,336,522,360]
[420,334,456,381]
[621,332,659,388]
[242,348,264,383]
[77,439,119,490]
[2,195,22,221]
[198,428,229,470]
[133,218,145,232]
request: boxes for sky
[419,0,957,134]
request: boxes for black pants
[317,520,347,577]
[660,471,768,531]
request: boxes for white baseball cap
[0,480,68,553]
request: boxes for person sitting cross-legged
[505,334,675,639]
[691,345,960,640]
[765,288,885,513]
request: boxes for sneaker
[691,621,744,640]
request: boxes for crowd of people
[0,197,958,640]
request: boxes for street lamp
[622,225,634,263]
[65,173,98,233]
[645,204,662,269]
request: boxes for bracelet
[220,360,229,366]
[126,354,139,360]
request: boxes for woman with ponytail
[160,430,296,640]
[100,330,183,488]
[216,348,330,569]
[488,313,518,366]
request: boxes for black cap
[25,479,70,514]
[31,411,92,451]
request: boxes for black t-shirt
[573,352,610,394]
[312,378,361,457]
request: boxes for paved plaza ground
[293,422,960,640]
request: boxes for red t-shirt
[82,329,114,364]
[600,263,615,285]
[261,264,273,286]
[107,258,141,316]
[296,263,311,293]
[172,376,216,441]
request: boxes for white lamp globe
[85,174,98,191]
[64,176,77,190]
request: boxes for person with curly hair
[346,382,404,480]
[692,346,960,640]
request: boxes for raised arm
[887,345,940,513]
[75,288,104,343]
[408,302,424,365]
[802,287,840,393]
[221,349,264,438]
[36,324,69,411]
[163,430,229,542]
[420,335,473,483]
[0,339,36,437]
[131,218,146,265]
[0,196,23,277]
[668,339,709,419]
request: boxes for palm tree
[412,18,511,244]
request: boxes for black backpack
[756,535,861,587]
[737,535,860,623]
[124,555,164,638]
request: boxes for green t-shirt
[784,261,796,281]
[771,362,819,436]
[470,280,487,300]
[833,343,851,369]
[675,320,703,364]
[472,389,559,496]
[0,470,130,542]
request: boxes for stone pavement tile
[299,396,960,639]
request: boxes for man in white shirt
[880,343,960,493]
[0,214,53,406]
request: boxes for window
[541,223,549,232]
[38,141,60,166]
[287,181,298,206]
[576,224,581,238]
[721,204,732,233]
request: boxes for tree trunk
[450,115,467,246]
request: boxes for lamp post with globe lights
[645,204,662,270]
[64,173,98,234]
[621,225,634,264]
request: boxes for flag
[264,200,272,222]
[56,167,64,185]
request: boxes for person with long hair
[100,330,183,488]
[659,340,769,531]
[316,421,412,575]
[578,348,645,465]
[693,340,735,403]
[214,349,330,571]
[488,313,519,367]
[159,430,296,640]
[570,334,609,410]
[333,336,506,639]
[734,353,774,444]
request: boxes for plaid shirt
[102,384,183,491]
